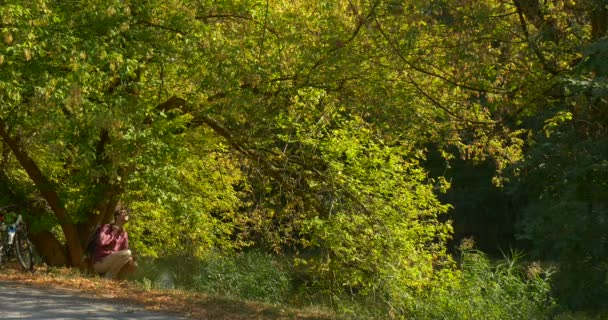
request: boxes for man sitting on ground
[92,207,137,279]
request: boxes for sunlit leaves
[1,0,601,308]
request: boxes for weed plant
[132,250,291,303]
[131,248,558,319]
[191,250,291,302]
[401,249,557,320]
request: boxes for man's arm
[97,224,116,248]
[116,232,129,251]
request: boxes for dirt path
[0,280,186,320]
[0,265,338,320]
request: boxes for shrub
[132,251,291,303]
[191,250,292,303]
[402,249,557,320]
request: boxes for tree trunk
[591,4,608,40]
[30,231,68,266]
[75,128,124,247]
[0,119,83,267]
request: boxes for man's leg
[117,257,138,279]
[93,250,132,279]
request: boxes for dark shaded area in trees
[425,148,526,257]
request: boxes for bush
[191,250,292,303]
[402,249,557,320]
[131,248,557,319]
[132,251,291,303]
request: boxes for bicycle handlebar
[0,214,23,228]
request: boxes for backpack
[85,225,102,257]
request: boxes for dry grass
[554,312,608,320]
[0,263,338,320]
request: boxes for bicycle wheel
[0,229,6,264]
[14,229,34,271]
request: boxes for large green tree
[0,0,458,285]
[503,0,608,308]
[2,0,604,309]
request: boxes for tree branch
[301,0,380,85]
[0,117,83,266]
[373,17,510,94]
[136,20,186,35]
[196,14,279,38]
[407,74,496,125]
[511,0,558,75]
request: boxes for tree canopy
[1,0,607,313]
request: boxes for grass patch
[398,250,557,320]
[1,249,583,320]
[131,250,292,302]
[0,263,340,320]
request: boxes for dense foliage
[1,0,606,317]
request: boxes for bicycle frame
[0,211,35,270]
[3,214,23,243]
[0,213,18,254]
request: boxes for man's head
[114,207,130,225]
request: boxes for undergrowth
[401,249,557,320]
[128,248,559,320]
[132,250,292,303]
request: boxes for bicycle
[0,209,35,271]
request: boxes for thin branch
[418,36,526,50]
[136,20,185,35]
[511,0,558,75]
[258,0,270,60]
[301,0,381,85]
[196,14,279,38]
[373,17,508,95]
[158,62,165,105]
[406,74,496,125]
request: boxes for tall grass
[132,250,291,303]
[190,251,291,302]
[130,249,557,319]
[402,249,557,320]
